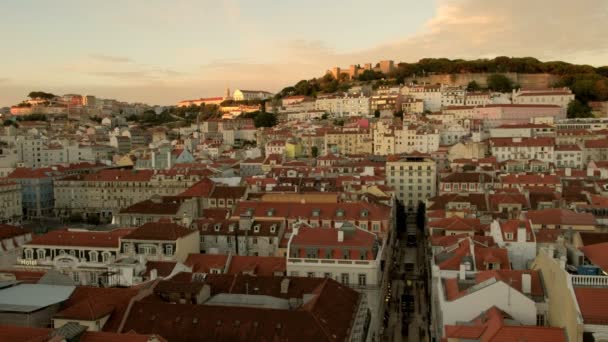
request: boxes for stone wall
[404,73,561,90]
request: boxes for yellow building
[284,140,303,159]
[324,129,373,155]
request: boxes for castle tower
[224,87,231,100]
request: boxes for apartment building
[386,155,437,209]
[54,169,203,221]
[18,228,132,286]
[325,129,373,155]
[401,84,442,111]
[489,137,555,163]
[315,94,371,117]
[370,93,401,113]
[119,222,200,263]
[232,89,273,101]
[0,180,22,224]
[512,88,575,108]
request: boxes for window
[536,314,545,326]
[505,233,514,241]
[102,252,111,263]
[36,249,45,260]
[25,249,33,260]
[341,273,349,285]
[252,238,258,245]
[253,225,260,233]
[89,251,99,262]
[307,272,315,278]
[165,245,174,256]
[290,271,299,277]
[324,272,332,278]
[358,274,367,287]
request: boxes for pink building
[473,104,564,128]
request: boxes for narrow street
[382,211,430,342]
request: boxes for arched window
[25,249,33,260]
[102,252,111,263]
[36,249,45,260]
[89,251,99,263]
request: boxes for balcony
[287,257,373,266]
[571,275,608,287]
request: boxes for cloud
[353,0,608,65]
[89,54,133,64]
[0,77,9,83]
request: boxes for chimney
[150,269,158,280]
[338,230,344,242]
[521,273,531,295]
[280,278,290,294]
[459,264,466,280]
[517,223,527,243]
[565,167,571,177]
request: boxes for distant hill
[277,56,608,107]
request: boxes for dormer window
[312,209,320,217]
[360,209,369,218]
[267,208,275,217]
[505,233,514,241]
[343,249,349,259]
[254,225,260,233]
[214,224,221,232]
[229,224,235,232]
[336,209,345,217]
[25,249,33,260]
[270,225,276,234]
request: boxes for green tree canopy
[28,91,56,100]
[467,80,481,91]
[567,100,593,118]
[487,74,514,92]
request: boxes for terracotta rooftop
[574,287,608,324]
[123,222,196,241]
[121,275,360,342]
[0,224,31,240]
[118,197,185,215]
[579,242,608,272]
[28,228,133,248]
[527,209,597,226]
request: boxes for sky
[0,0,607,107]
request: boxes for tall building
[386,155,437,210]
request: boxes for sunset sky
[1,0,607,106]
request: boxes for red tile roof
[185,254,229,273]
[527,209,597,226]
[475,270,543,297]
[445,306,566,342]
[584,138,608,149]
[119,197,184,215]
[80,331,167,342]
[0,224,31,240]
[55,297,115,320]
[428,216,482,232]
[227,255,286,276]
[0,325,51,342]
[121,276,360,342]
[144,261,177,278]
[28,228,133,248]
[123,222,196,241]
[177,178,215,198]
[574,287,608,324]
[60,286,140,333]
[579,242,608,272]
[291,226,376,249]
[490,137,555,147]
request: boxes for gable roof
[28,229,132,248]
[527,209,597,226]
[123,222,195,241]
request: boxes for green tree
[394,110,404,118]
[467,80,481,91]
[321,113,329,120]
[374,110,381,118]
[253,112,277,128]
[567,100,593,118]
[311,146,319,158]
[486,74,513,92]
[28,91,56,100]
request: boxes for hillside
[277,57,608,111]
